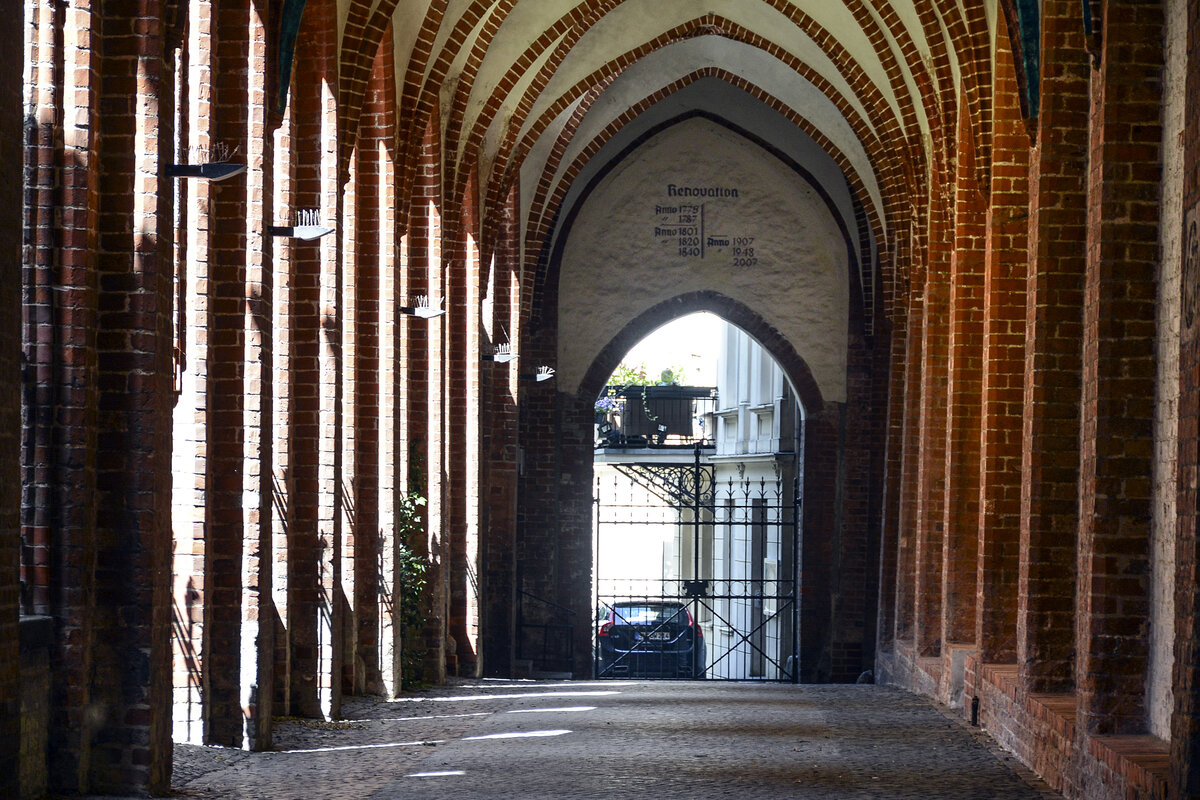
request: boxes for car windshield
[612,603,687,624]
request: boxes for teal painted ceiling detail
[276,0,308,116]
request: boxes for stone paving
[89,679,1064,800]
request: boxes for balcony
[595,385,717,450]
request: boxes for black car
[596,600,706,679]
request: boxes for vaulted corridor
[3,1,1199,799]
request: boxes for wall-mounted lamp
[269,209,334,240]
[169,143,246,181]
[168,162,246,181]
[484,342,516,363]
[400,294,446,319]
[521,366,555,382]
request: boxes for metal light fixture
[169,143,246,182]
[521,366,555,382]
[483,342,516,364]
[169,162,247,181]
[269,209,334,241]
[400,294,446,319]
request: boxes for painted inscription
[652,184,757,267]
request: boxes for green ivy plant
[398,445,430,688]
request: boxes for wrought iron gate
[594,447,800,681]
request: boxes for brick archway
[509,283,879,683]
[577,290,825,416]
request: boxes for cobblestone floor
[87,679,1063,800]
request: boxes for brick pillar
[170,0,212,746]
[0,2,24,795]
[560,394,596,678]
[481,184,521,677]
[942,100,986,649]
[447,172,482,677]
[91,3,175,790]
[876,307,907,653]
[411,111,447,684]
[347,35,395,696]
[975,13,1029,664]
[269,90,294,716]
[287,1,338,718]
[23,2,102,790]
[205,0,269,746]
[1173,0,1200,793]
[1076,0,1163,736]
[340,130,361,698]
[1018,0,1089,694]
[372,39,401,695]
[914,174,952,658]
[801,406,840,682]
[894,253,925,645]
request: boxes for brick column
[170,0,204,744]
[1018,0,1089,694]
[875,308,907,653]
[975,13,1029,664]
[481,184,521,676]
[286,2,338,718]
[204,0,255,746]
[0,2,24,795]
[1076,0,1163,736]
[801,406,840,682]
[941,100,986,649]
[894,257,925,645]
[1172,0,1200,794]
[914,178,952,658]
[91,3,175,790]
[447,172,483,677]
[346,35,395,696]
[23,2,102,790]
[411,112,448,684]
[268,97,294,716]
[316,5,343,718]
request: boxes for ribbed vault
[332,0,999,325]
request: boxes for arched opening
[508,101,880,683]
[592,312,807,681]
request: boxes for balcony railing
[595,385,717,449]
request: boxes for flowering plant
[594,395,619,414]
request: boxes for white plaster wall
[540,37,885,235]
[556,117,848,402]
[1148,0,1186,742]
[389,0,433,96]
[542,78,870,279]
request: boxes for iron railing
[595,385,717,449]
